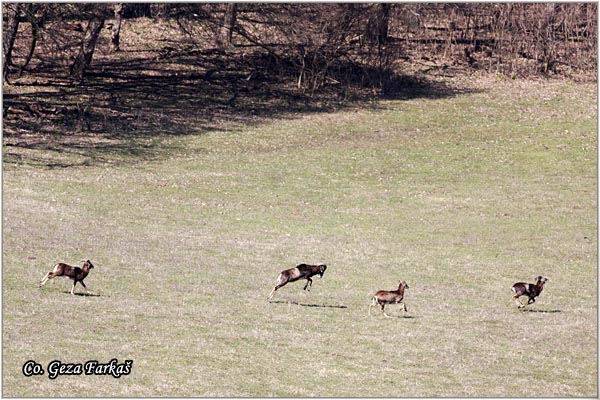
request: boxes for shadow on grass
[369,314,418,319]
[3,43,480,168]
[269,300,348,309]
[62,291,103,297]
[520,308,562,313]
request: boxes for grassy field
[2,78,597,397]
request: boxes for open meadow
[2,78,597,397]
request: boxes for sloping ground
[4,15,595,150]
[2,78,596,397]
[4,18,484,168]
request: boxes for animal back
[374,290,401,303]
[512,282,524,290]
[282,267,302,282]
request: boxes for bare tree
[69,11,105,81]
[111,3,124,52]
[3,3,22,83]
[16,4,47,78]
[3,2,597,90]
[216,3,237,49]
[366,3,390,46]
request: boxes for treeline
[2,3,597,91]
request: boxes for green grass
[3,78,597,397]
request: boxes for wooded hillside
[4,3,596,83]
[3,3,597,141]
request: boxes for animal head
[81,259,94,269]
[536,276,549,284]
[399,281,409,289]
[318,264,327,277]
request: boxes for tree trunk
[18,20,38,77]
[216,3,237,49]
[18,4,43,78]
[366,4,390,45]
[70,14,105,82]
[3,3,22,83]
[111,3,124,52]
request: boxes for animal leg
[39,272,53,287]
[70,281,77,296]
[381,304,391,318]
[513,295,524,308]
[527,297,536,305]
[368,297,378,316]
[268,282,285,300]
[303,278,313,291]
[40,272,57,287]
[80,280,91,294]
[269,275,288,300]
[403,302,408,312]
